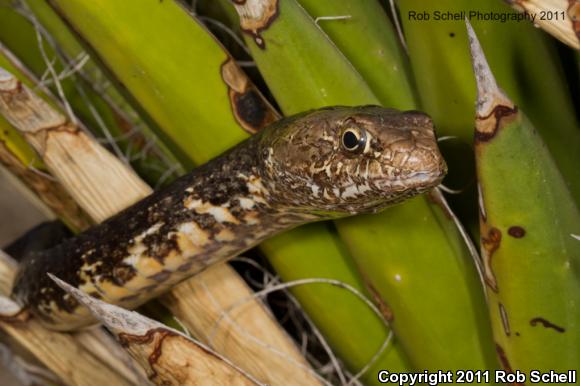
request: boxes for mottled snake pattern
[12,106,447,330]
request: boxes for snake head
[260,106,447,215]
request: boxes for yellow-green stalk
[297,0,416,110]
[468,21,580,373]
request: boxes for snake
[12,106,447,331]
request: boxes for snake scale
[12,106,447,330]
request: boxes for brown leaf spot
[220,58,279,134]
[119,328,224,383]
[508,226,526,238]
[363,279,394,322]
[481,226,501,292]
[234,0,279,49]
[0,77,22,95]
[530,317,565,333]
[475,105,518,143]
[234,89,267,128]
[119,328,172,380]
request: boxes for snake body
[12,106,446,330]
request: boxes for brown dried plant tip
[465,20,518,143]
[232,0,279,48]
[505,0,580,49]
[50,274,261,386]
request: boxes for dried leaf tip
[49,275,262,386]
[49,274,156,336]
[0,67,65,135]
[465,20,513,118]
[505,0,579,50]
[465,20,517,141]
[232,0,279,48]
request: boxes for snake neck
[13,134,314,329]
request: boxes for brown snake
[12,106,447,330]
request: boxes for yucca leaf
[222,0,378,111]
[468,21,580,374]
[297,0,416,110]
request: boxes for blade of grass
[44,0,279,165]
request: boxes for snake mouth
[402,169,447,190]
[399,150,448,189]
[374,165,447,194]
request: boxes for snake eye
[341,128,366,153]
